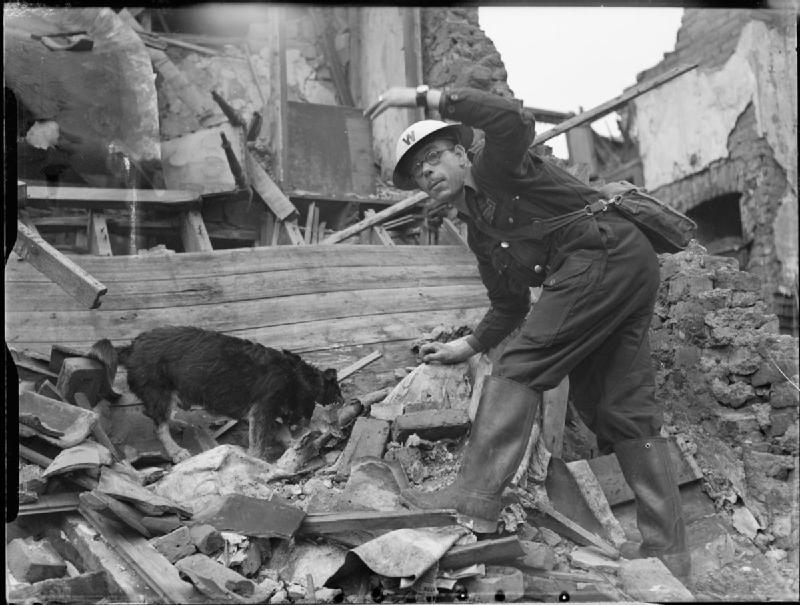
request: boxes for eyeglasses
[409,146,454,178]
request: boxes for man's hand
[364,87,442,121]
[419,337,477,365]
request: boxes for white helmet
[392,119,473,190]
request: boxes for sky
[478,6,685,157]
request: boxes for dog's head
[278,350,344,423]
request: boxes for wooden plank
[246,151,298,220]
[565,125,598,175]
[516,491,620,560]
[6,285,487,343]
[18,492,81,516]
[282,219,306,245]
[586,440,702,507]
[523,106,573,124]
[372,224,396,246]
[11,307,489,359]
[440,217,469,248]
[304,202,315,244]
[312,205,321,244]
[87,211,113,256]
[439,536,525,570]
[6,244,478,280]
[565,460,627,547]
[14,221,107,309]
[298,509,458,535]
[23,185,202,210]
[78,506,202,604]
[338,350,382,381]
[322,192,429,244]
[531,64,697,147]
[541,377,570,458]
[336,417,391,479]
[180,210,213,252]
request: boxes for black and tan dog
[90,326,343,463]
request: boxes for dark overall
[442,88,662,455]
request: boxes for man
[365,86,690,581]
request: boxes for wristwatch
[415,84,430,108]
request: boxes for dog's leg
[248,404,268,460]
[141,387,191,463]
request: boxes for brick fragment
[7,537,68,583]
[148,526,197,563]
[392,409,470,442]
[188,523,225,555]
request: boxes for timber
[322,192,429,244]
[531,64,697,146]
[439,536,526,570]
[246,151,298,220]
[22,185,202,210]
[338,350,383,381]
[297,509,459,535]
[15,221,107,309]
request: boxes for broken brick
[7,537,68,583]
[188,523,225,555]
[148,526,197,563]
[56,356,109,405]
[392,409,470,442]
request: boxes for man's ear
[453,144,468,166]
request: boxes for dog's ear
[323,368,338,382]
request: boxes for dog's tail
[87,339,126,401]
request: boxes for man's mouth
[429,178,445,190]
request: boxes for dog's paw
[170,447,192,463]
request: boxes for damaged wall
[628,10,797,318]
[650,242,798,553]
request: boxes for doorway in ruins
[686,192,750,268]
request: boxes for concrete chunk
[519,540,556,571]
[619,557,693,602]
[7,537,67,583]
[149,526,197,563]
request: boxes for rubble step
[392,409,471,442]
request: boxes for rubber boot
[614,436,692,583]
[400,375,541,533]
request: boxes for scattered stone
[19,464,47,496]
[568,546,621,574]
[731,504,761,539]
[149,526,197,563]
[519,540,556,571]
[765,548,787,562]
[7,537,67,583]
[619,557,693,602]
[335,417,391,479]
[538,527,562,547]
[98,467,192,517]
[188,524,225,555]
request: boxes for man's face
[410,139,467,203]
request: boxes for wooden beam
[23,185,202,210]
[180,210,213,252]
[541,377,570,459]
[18,492,81,516]
[338,350,382,381]
[14,221,107,309]
[304,202,315,244]
[440,217,469,248]
[297,509,458,535]
[531,64,697,147]
[322,191,429,244]
[523,106,573,124]
[246,151,298,220]
[372,224,395,246]
[78,507,202,604]
[87,211,113,256]
[281,219,306,245]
